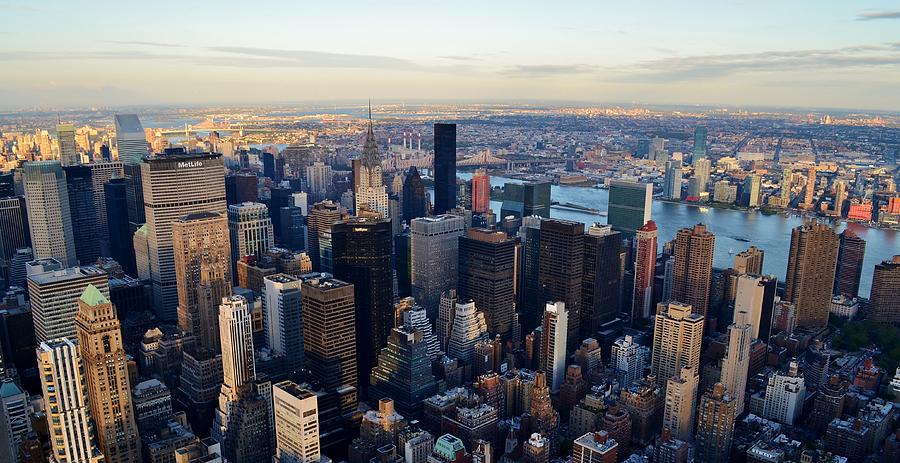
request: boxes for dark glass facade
[331,217,394,392]
[402,167,427,222]
[538,219,584,350]
[105,178,137,275]
[581,228,623,337]
[433,123,457,215]
[64,165,100,264]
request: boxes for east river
[453,173,899,297]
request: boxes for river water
[454,173,899,297]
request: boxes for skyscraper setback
[672,223,715,317]
[173,211,232,351]
[75,285,142,463]
[143,152,227,320]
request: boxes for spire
[361,100,380,169]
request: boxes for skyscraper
[411,215,465,319]
[64,165,101,264]
[446,300,489,365]
[651,302,704,387]
[720,310,751,415]
[75,285,142,463]
[662,366,698,441]
[23,161,77,266]
[780,168,792,206]
[691,159,711,196]
[581,224,622,335]
[869,256,900,325]
[518,216,544,332]
[262,274,305,374]
[89,161,124,255]
[834,229,866,298]
[397,298,442,359]
[369,325,438,419]
[499,181,552,219]
[733,246,764,275]
[37,338,103,463]
[300,275,358,418]
[471,169,491,214]
[741,173,761,207]
[104,178,137,275]
[436,290,457,351]
[228,202,275,275]
[458,228,518,340]
[218,295,256,398]
[663,160,682,200]
[538,219,584,350]
[355,112,389,218]
[611,335,644,387]
[212,295,274,463]
[538,301,569,392]
[28,263,108,344]
[331,217,393,390]
[607,180,652,236]
[672,223,715,317]
[694,383,736,463]
[307,200,342,270]
[632,220,658,321]
[760,361,805,425]
[173,211,231,351]
[143,152,227,319]
[401,167,427,222]
[57,124,79,166]
[693,127,708,161]
[273,381,321,463]
[731,274,771,336]
[114,114,148,165]
[433,123,457,215]
[0,197,28,284]
[785,220,839,328]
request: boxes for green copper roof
[79,284,109,306]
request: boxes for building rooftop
[274,380,316,400]
[79,284,109,306]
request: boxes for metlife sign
[177,161,203,168]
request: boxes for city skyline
[0,1,899,110]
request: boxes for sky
[1,1,899,111]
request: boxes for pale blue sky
[1,1,899,110]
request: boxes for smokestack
[417,132,421,151]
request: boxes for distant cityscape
[0,103,898,463]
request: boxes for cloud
[206,46,421,70]
[625,44,900,82]
[500,64,597,78]
[0,2,42,12]
[856,10,900,21]
[104,40,184,48]
[438,55,481,62]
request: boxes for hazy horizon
[2,1,899,111]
